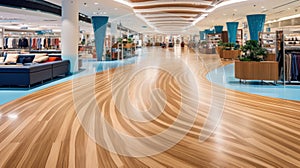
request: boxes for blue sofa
[0,54,70,87]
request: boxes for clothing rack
[3,36,61,50]
[281,31,300,85]
[1,27,61,51]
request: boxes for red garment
[32,38,37,49]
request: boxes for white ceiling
[1,0,300,35]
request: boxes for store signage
[35,29,53,35]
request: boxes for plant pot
[235,61,278,80]
[265,53,276,61]
[223,50,241,59]
[216,46,223,58]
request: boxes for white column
[1,28,4,51]
[61,0,78,73]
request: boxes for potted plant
[239,40,267,61]
[223,42,235,50]
[117,37,123,43]
[222,42,241,59]
[127,38,133,43]
[216,40,224,58]
[235,40,278,82]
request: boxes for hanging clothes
[297,55,300,81]
[32,38,37,49]
[48,38,51,48]
[285,54,292,82]
[284,53,300,82]
[23,38,29,48]
[4,38,8,49]
[7,38,13,48]
[12,38,18,48]
[291,54,298,81]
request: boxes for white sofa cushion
[4,54,19,63]
[33,54,49,63]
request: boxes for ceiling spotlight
[84,2,87,6]
[94,2,99,5]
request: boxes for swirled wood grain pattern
[0,46,299,167]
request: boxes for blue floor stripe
[206,63,300,101]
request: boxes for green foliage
[240,40,268,61]
[223,42,235,50]
[117,37,122,43]
[217,40,224,46]
[127,38,133,43]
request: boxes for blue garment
[4,38,8,49]
[291,54,298,81]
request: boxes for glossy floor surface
[0,46,300,167]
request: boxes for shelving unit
[260,32,276,54]
[284,33,300,48]
[207,33,221,46]
[236,29,243,46]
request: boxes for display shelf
[284,34,300,46]
[236,29,243,46]
[207,33,221,46]
[260,32,276,54]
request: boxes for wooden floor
[0,46,300,167]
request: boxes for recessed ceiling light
[103,12,107,14]
[114,8,118,10]
[261,6,264,8]
[94,2,99,5]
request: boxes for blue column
[199,31,205,40]
[205,29,214,35]
[246,14,266,41]
[91,16,109,61]
[226,22,239,43]
[214,25,223,34]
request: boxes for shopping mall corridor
[0,45,300,167]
